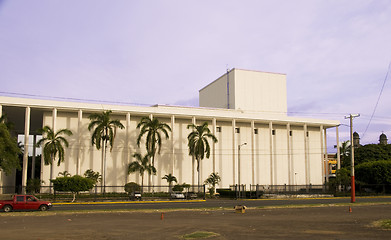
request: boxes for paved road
[53,196,391,211]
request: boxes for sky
[0,0,391,150]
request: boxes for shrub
[124,182,141,193]
[172,184,184,192]
[26,178,42,193]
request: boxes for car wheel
[3,205,12,212]
[39,205,48,211]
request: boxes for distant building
[379,133,388,145]
[353,132,360,148]
[0,69,340,192]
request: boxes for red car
[0,195,52,212]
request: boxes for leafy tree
[162,173,177,192]
[37,126,73,167]
[128,153,156,193]
[136,116,171,167]
[84,169,102,185]
[88,110,124,189]
[187,122,218,188]
[0,114,14,130]
[328,168,351,193]
[355,144,391,165]
[0,123,21,175]
[204,172,221,195]
[356,160,391,185]
[51,175,94,202]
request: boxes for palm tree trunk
[197,159,201,192]
[103,141,108,193]
[100,141,105,193]
[49,155,54,194]
[141,173,144,194]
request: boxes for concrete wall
[39,110,326,190]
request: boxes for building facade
[0,69,340,191]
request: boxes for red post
[351,176,355,203]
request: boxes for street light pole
[345,114,360,203]
[238,142,247,198]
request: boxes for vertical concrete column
[31,135,37,179]
[50,108,57,192]
[125,113,131,183]
[171,115,175,175]
[269,122,273,185]
[212,118,216,173]
[287,123,292,185]
[232,119,236,185]
[77,110,83,175]
[0,105,2,188]
[251,120,255,185]
[336,126,340,170]
[304,124,309,185]
[320,125,325,184]
[22,107,31,193]
[324,128,328,183]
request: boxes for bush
[216,189,236,198]
[172,184,184,192]
[26,178,42,193]
[124,182,141,193]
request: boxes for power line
[362,61,391,139]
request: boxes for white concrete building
[0,69,340,191]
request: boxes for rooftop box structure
[199,69,287,114]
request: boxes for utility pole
[345,114,360,203]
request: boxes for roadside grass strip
[52,199,206,205]
[373,219,391,230]
[182,231,219,239]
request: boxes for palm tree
[136,116,171,186]
[339,140,351,168]
[88,110,124,190]
[204,172,221,195]
[36,125,73,184]
[136,117,171,167]
[187,122,218,188]
[162,173,177,193]
[128,153,156,193]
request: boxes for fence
[0,185,206,202]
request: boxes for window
[216,127,221,132]
[272,130,275,135]
[16,196,24,202]
[289,131,292,136]
[306,132,309,137]
[254,129,258,134]
[235,127,240,133]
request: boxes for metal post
[238,142,246,198]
